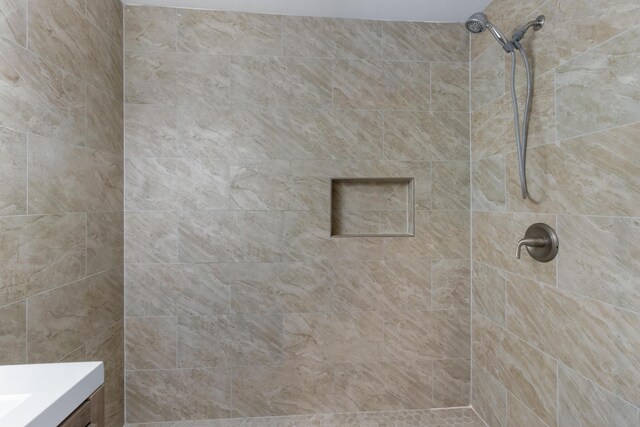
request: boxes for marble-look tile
[384,111,469,161]
[383,22,468,62]
[126,316,177,369]
[431,62,469,112]
[384,210,470,261]
[384,310,470,363]
[506,272,640,408]
[508,393,549,427]
[28,269,123,363]
[175,53,231,106]
[0,0,26,46]
[332,180,407,212]
[221,262,333,315]
[431,260,470,310]
[0,37,85,143]
[555,0,640,63]
[471,43,505,110]
[232,362,333,417]
[28,135,123,213]
[177,105,279,160]
[331,210,380,236]
[472,262,506,327]
[125,103,178,158]
[179,211,283,263]
[473,314,557,426]
[125,51,177,104]
[126,367,231,423]
[85,18,123,100]
[472,212,556,284]
[472,362,507,427]
[558,215,640,312]
[472,73,555,160]
[283,210,383,262]
[231,56,332,109]
[334,361,433,412]
[558,364,640,427]
[230,160,301,210]
[333,260,430,312]
[333,59,430,110]
[556,25,640,139]
[0,126,26,215]
[472,156,505,212]
[86,86,123,155]
[125,5,176,52]
[0,300,26,364]
[433,359,470,407]
[178,9,281,56]
[282,312,383,364]
[431,161,470,210]
[179,314,282,368]
[125,263,230,317]
[284,17,382,59]
[509,123,640,216]
[126,157,229,211]
[0,213,85,306]
[87,0,122,45]
[87,211,122,275]
[124,211,177,263]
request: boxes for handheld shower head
[465,12,510,47]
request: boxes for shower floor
[127,407,486,426]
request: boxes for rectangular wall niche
[330,178,415,237]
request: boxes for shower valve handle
[514,223,559,263]
[515,237,548,259]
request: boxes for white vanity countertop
[0,362,103,427]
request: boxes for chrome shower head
[465,12,488,34]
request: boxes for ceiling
[122,0,493,23]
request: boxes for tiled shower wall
[123,6,470,423]
[470,0,640,426]
[0,1,124,426]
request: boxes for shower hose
[510,47,532,199]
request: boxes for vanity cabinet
[58,386,104,427]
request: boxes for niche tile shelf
[330,177,415,237]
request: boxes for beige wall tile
[125,5,176,52]
[384,310,470,362]
[125,104,178,158]
[431,62,469,112]
[0,0,26,46]
[126,316,177,369]
[384,111,469,161]
[28,269,123,363]
[472,262,506,327]
[472,212,556,284]
[126,367,231,422]
[0,213,86,306]
[232,362,333,417]
[124,211,177,263]
[383,22,468,62]
[473,314,557,426]
[87,0,122,45]
[506,273,640,408]
[28,135,123,213]
[558,364,640,427]
[558,215,640,312]
[0,300,26,364]
[431,161,470,210]
[125,51,178,104]
[125,263,230,317]
[178,9,282,55]
[508,393,549,427]
[432,260,470,310]
[433,359,470,407]
[87,211,123,275]
[556,25,640,139]
[284,17,382,59]
[472,156,505,212]
[179,211,283,262]
[0,126,26,215]
[472,362,507,427]
[334,361,433,412]
[230,160,301,210]
[86,86,123,155]
[471,43,505,110]
[507,123,640,216]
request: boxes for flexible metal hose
[509,47,533,199]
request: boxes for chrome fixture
[515,223,559,262]
[465,12,545,200]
